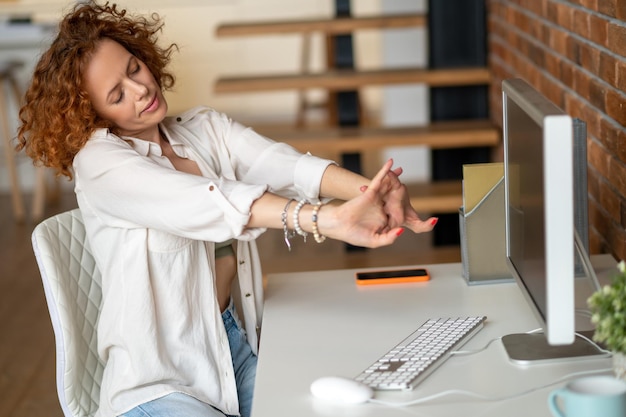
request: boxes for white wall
[1,0,428,192]
[0,0,382,118]
[379,0,429,183]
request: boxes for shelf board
[216,14,426,37]
[214,67,491,93]
[407,181,462,214]
[255,119,500,153]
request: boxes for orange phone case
[355,268,430,285]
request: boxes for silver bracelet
[281,199,296,251]
[293,198,308,242]
[311,201,326,243]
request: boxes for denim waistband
[221,299,239,331]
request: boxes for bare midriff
[215,251,237,311]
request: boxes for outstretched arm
[247,160,435,249]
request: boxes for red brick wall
[488,0,626,261]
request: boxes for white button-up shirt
[73,106,334,417]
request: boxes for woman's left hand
[361,159,438,233]
[319,160,406,248]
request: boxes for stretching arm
[247,160,435,249]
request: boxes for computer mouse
[310,376,374,404]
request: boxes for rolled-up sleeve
[196,112,336,203]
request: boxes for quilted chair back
[32,209,104,417]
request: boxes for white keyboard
[354,316,486,390]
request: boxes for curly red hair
[16,1,177,179]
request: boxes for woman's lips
[142,95,159,114]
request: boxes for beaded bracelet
[293,198,308,242]
[281,199,296,251]
[311,202,326,243]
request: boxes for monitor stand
[503,232,610,365]
[502,331,610,366]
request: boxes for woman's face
[83,38,168,141]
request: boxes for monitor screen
[503,78,574,346]
[501,78,607,365]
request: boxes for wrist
[287,199,336,243]
[310,201,338,240]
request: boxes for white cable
[448,328,542,357]
[574,331,612,355]
[448,325,611,359]
[449,337,502,356]
[367,367,614,408]
[526,327,543,334]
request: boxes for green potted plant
[588,260,626,379]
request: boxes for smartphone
[355,268,430,285]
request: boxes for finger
[405,217,439,233]
[367,227,405,248]
[366,159,394,194]
[385,206,405,229]
[385,169,403,191]
[360,161,401,194]
[361,170,399,193]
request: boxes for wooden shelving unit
[214,12,498,215]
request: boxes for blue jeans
[120,301,258,417]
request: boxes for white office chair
[32,208,104,417]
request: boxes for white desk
[253,255,616,417]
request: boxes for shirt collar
[122,137,155,156]
[117,123,185,158]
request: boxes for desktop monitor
[501,78,606,364]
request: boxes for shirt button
[209,185,215,191]
[176,117,182,122]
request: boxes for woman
[17,2,436,417]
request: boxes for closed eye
[113,90,124,104]
[130,62,140,75]
[112,61,141,104]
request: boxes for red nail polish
[430,218,438,226]
[396,228,405,236]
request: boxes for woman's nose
[127,79,148,99]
